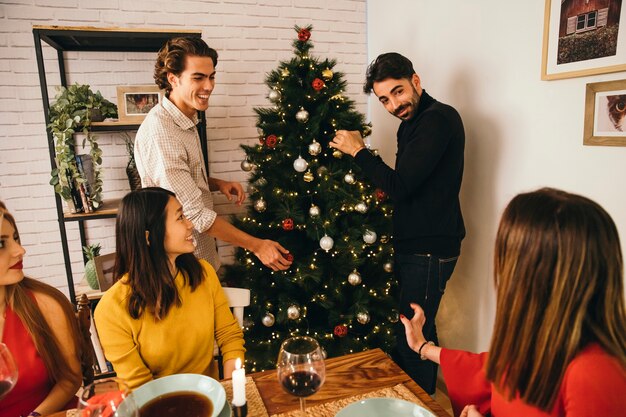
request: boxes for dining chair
[214,287,250,378]
[76,293,95,387]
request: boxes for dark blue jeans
[393,253,458,394]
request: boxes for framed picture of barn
[542,0,626,80]
[584,79,626,146]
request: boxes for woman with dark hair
[401,188,626,416]
[94,187,244,389]
[0,201,82,417]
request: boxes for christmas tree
[223,25,397,372]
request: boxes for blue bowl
[128,373,226,417]
[336,397,437,417]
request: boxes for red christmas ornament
[312,78,325,91]
[298,28,311,42]
[333,325,348,338]
[375,188,387,202]
[284,253,294,262]
[265,134,278,148]
[282,218,294,231]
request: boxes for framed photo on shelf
[541,0,626,80]
[584,79,626,146]
[94,253,116,291]
[116,85,163,123]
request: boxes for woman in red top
[401,188,626,417]
[0,202,82,417]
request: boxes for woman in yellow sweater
[94,187,245,389]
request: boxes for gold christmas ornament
[281,68,290,77]
[361,124,372,137]
[287,305,301,320]
[322,68,334,81]
[303,170,314,182]
[332,149,343,159]
[348,270,362,286]
[383,262,393,273]
[356,311,370,325]
[262,313,275,327]
[308,140,322,156]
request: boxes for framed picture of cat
[541,0,626,80]
[584,79,626,146]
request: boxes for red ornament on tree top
[282,218,294,231]
[298,28,311,42]
[333,325,348,338]
[265,134,278,148]
[312,78,325,91]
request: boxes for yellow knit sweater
[94,259,245,389]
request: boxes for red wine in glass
[280,370,322,397]
[277,336,326,416]
[0,343,18,401]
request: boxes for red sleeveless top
[0,303,53,417]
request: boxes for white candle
[232,357,246,406]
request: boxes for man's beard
[392,87,420,120]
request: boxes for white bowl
[335,397,436,417]
[128,373,226,417]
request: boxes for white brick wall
[0,0,368,297]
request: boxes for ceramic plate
[127,373,226,417]
[335,397,437,417]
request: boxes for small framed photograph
[94,253,116,291]
[541,0,626,80]
[116,85,163,123]
[584,79,626,146]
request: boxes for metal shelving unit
[33,26,205,302]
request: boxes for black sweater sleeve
[354,110,452,202]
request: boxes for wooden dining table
[46,348,450,417]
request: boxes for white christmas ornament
[309,204,320,217]
[293,156,308,172]
[240,159,253,172]
[344,173,355,184]
[319,234,334,251]
[254,198,267,213]
[355,202,368,213]
[296,108,309,123]
[287,305,300,320]
[308,140,322,156]
[348,270,362,286]
[383,262,393,273]
[262,313,275,327]
[268,89,281,102]
[363,229,377,244]
[356,311,370,324]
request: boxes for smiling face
[167,55,216,119]
[163,196,195,268]
[0,217,26,287]
[373,73,423,121]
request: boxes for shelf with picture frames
[33,25,205,305]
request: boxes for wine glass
[0,343,18,401]
[276,336,326,416]
[77,377,138,417]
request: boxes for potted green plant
[48,83,117,210]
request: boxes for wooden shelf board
[63,198,120,221]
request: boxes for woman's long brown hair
[115,187,204,320]
[1,202,82,387]
[486,188,626,410]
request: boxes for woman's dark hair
[154,36,218,96]
[115,187,205,320]
[363,52,416,94]
[487,188,626,410]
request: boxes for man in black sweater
[330,52,465,394]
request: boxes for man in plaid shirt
[135,36,291,272]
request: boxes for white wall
[367,0,626,352]
[0,0,368,295]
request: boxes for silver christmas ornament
[309,204,320,218]
[241,159,253,172]
[363,229,377,244]
[344,172,355,184]
[319,234,334,251]
[355,202,368,213]
[383,262,393,273]
[293,156,308,172]
[296,108,309,123]
[268,89,281,102]
[254,198,267,213]
[356,311,370,325]
[262,313,275,327]
[308,140,322,156]
[287,305,300,320]
[348,270,362,286]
